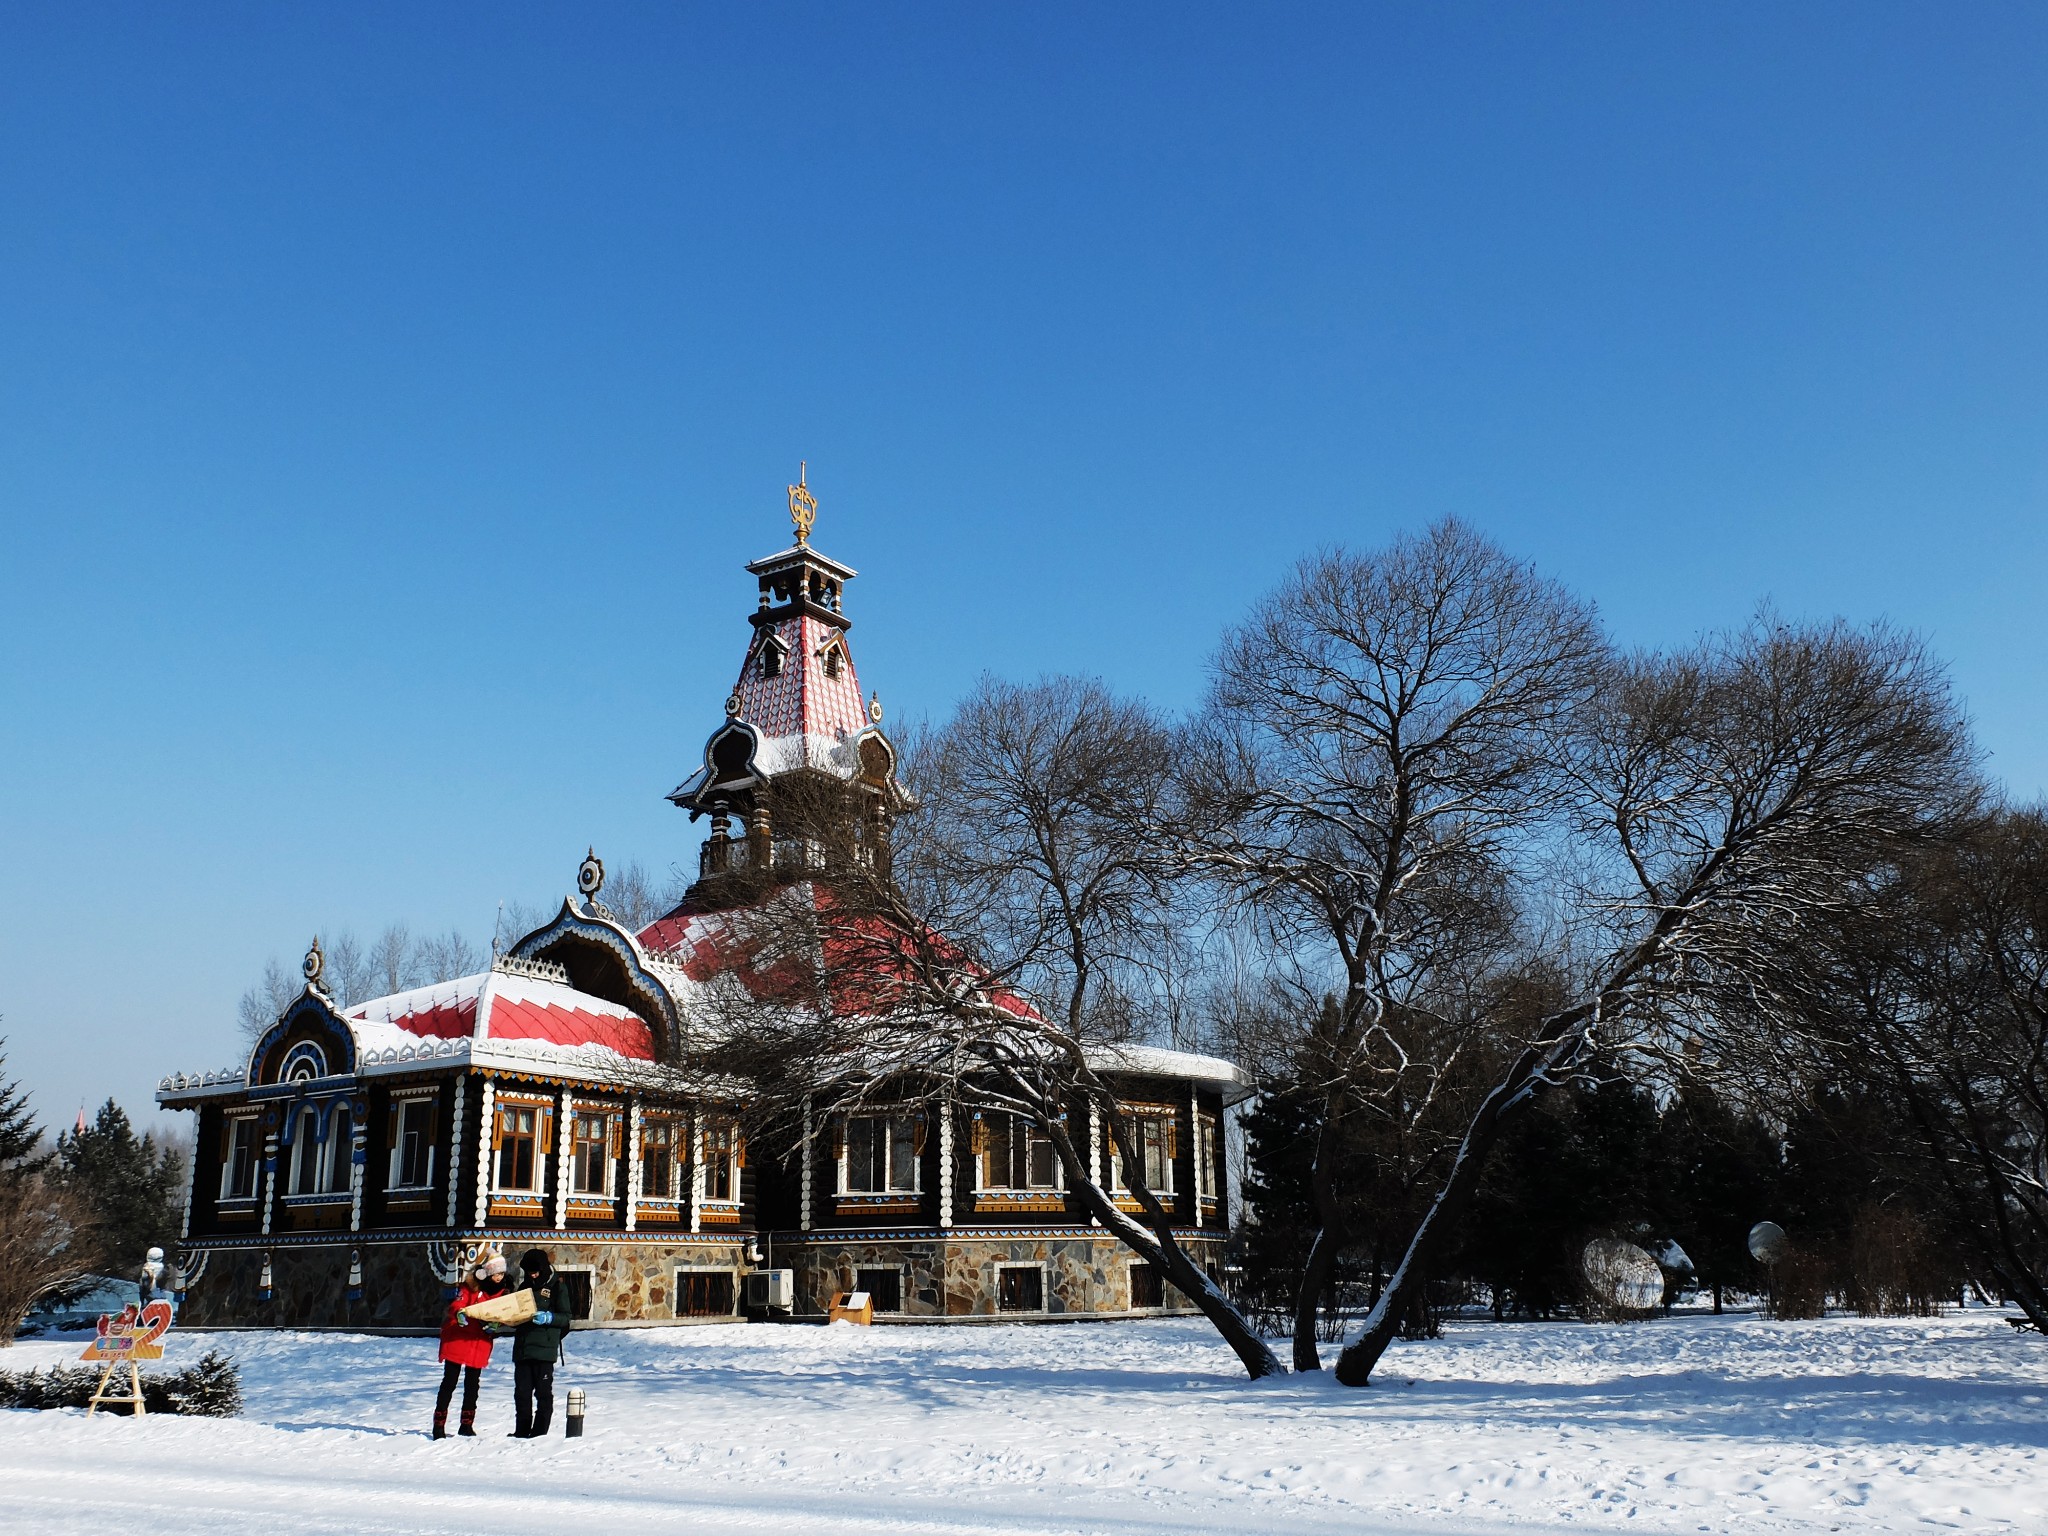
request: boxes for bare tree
[1724,807,2048,1331]
[1185,521,1604,1368]
[1325,615,1971,1384]
[702,676,1286,1378]
[0,1038,100,1344]
[594,860,692,931]
[239,922,488,1040]
[0,1172,101,1344]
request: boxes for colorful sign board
[80,1299,173,1363]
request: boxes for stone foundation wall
[794,1234,1228,1319]
[178,1237,752,1328]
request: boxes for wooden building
[158,482,1243,1328]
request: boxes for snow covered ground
[1,1310,2042,1534]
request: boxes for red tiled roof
[733,613,869,760]
[349,970,656,1061]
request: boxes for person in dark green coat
[510,1247,571,1438]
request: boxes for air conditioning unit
[744,1269,793,1311]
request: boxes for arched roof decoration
[507,896,684,1063]
[246,985,359,1089]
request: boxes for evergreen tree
[1661,1080,1781,1311]
[1234,1091,1321,1326]
[57,1099,185,1272]
[0,1034,50,1178]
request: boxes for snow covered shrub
[0,1349,240,1415]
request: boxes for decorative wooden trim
[697,1204,742,1227]
[473,1078,495,1229]
[938,1097,954,1230]
[554,1088,572,1231]
[260,1129,279,1237]
[348,1121,366,1233]
[625,1098,641,1233]
[799,1095,813,1233]
[446,1076,466,1229]
[973,1192,1065,1214]
[689,1110,703,1235]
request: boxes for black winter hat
[520,1248,551,1274]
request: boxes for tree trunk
[1291,1100,1346,1371]
[1040,1107,1287,1380]
[1332,1028,1571,1386]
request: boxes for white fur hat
[474,1251,506,1279]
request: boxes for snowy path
[1,1311,2042,1533]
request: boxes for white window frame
[840,1113,921,1195]
[977,1112,1062,1192]
[700,1118,740,1203]
[995,1261,1049,1315]
[550,1263,597,1322]
[492,1098,550,1195]
[853,1263,910,1314]
[673,1264,740,1318]
[219,1113,258,1200]
[638,1114,680,1202]
[387,1095,438,1191]
[569,1108,616,1198]
[1108,1109,1176,1195]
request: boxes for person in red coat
[433,1250,508,1438]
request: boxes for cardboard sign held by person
[461,1287,538,1327]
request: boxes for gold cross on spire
[788,461,817,545]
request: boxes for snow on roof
[348,962,656,1062]
[1086,1043,1250,1100]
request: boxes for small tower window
[819,638,846,680]
[759,635,787,679]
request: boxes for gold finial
[787,461,817,545]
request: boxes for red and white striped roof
[731,612,871,777]
[348,967,655,1062]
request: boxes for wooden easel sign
[80,1299,172,1417]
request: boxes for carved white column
[348,1118,367,1233]
[689,1109,703,1234]
[1190,1083,1202,1210]
[554,1089,572,1231]
[625,1099,642,1233]
[446,1077,467,1229]
[799,1096,813,1233]
[937,1098,954,1230]
[260,1128,279,1237]
[1087,1100,1102,1227]
[178,1117,199,1240]
[473,1078,495,1229]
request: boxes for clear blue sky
[2,4,2044,1131]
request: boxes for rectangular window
[997,1265,1044,1313]
[845,1114,921,1193]
[496,1105,539,1191]
[389,1098,436,1189]
[980,1114,1059,1190]
[676,1270,735,1317]
[220,1116,257,1200]
[1109,1110,1176,1194]
[855,1267,903,1313]
[326,1107,353,1193]
[1130,1261,1164,1310]
[641,1118,674,1200]
[1195,1111,1217,1201]
[554,1269,593,1321]
[571,1111,612,1196]
[702,1121,736,1202]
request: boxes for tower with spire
[666,466,912,905]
